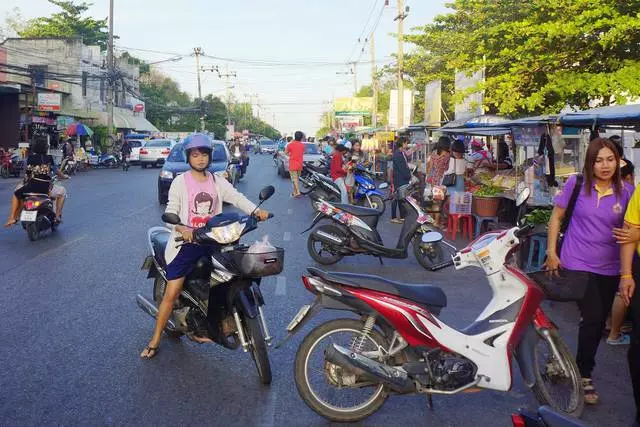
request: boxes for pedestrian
[330,144,349,204]
[390,137,412,224]
[425,136,451,225]
[444,138,467,194]
[140,134,269,359]
[324,137,335,156]
[545,137,634,405]
[286,131,305,198]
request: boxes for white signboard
[37,93,61,111]
[454,69,484,121]
[388,89,414,129]
[424,80,442,127]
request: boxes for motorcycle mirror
[259,185,275,202]
[421,231,443,244]
[515,188,531,207]
[162,213,182,225]
[378,182,389,190]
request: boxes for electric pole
[370,34,377,128]
[395,0,408,129]
[352,62,358,95]
[193,47,204,131]
[216,65,237,126]
[107,0,114,141]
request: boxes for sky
[1,0,449,135]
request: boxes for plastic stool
[473,214,500,237]
[447,214,473,241]
[525,234,548,272]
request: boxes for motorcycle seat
[150,228,170,267]
[332,203,382,217]
[308,267,447,308]
[538,406,586,427]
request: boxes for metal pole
[371,35,377,128]
[193,47,204,131]
[107,0,114,140]
[396,0,404,129]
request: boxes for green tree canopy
[403,0,640,118]
[11,1,110,50]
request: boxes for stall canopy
[495,115,558,128]
[438,126,511,136]
[440,114,510,129]
[559,104,640,127]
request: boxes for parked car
[140,139,174,168]
[277,142,324,177]
[157,140,230,204]
[125,139,145,164]
[260,140,278,155]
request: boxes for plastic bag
[241,235,277,275]
[246,235,275,253]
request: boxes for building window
[28,65,47,87]
[82,72,88,97]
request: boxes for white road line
[260,390,277,427]
[28,234,88,263]
[123,203,155,219]
[287,208,293,215]
[283,231,291,241]
[275,276,287,296]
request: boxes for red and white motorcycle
[282,189,583,422]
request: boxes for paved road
[0,155,634,426]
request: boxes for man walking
[286,131,305,198]
[391,137,412,223]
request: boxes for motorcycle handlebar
[514,223,535,238]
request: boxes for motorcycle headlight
[160,170,173,179]
[206,222,246,244]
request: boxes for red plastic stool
[447,214,474,241]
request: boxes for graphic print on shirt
[191,192,215,228]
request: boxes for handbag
[441,159,457,187]
[530,174,590,302]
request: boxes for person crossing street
[286,131,305,198]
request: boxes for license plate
[20,210,37,222]
[287,304,311,332]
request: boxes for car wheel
[141,163,147,169]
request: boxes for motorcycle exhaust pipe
[136,294,177,331]
[324,344,414,393]
[312,229,346,246]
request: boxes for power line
[346,0,380,63]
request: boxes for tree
[403,0,640,118]
[9,1,110,50]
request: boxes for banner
[334,97,373,116]
[454,69,484,121]
[37,93,61,111]
[424,80,442,126]
[388,89,413,129]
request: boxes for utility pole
[352,62,358,95]
[395,0,408,129]
[216,65,237,126]
[370,35,378,128]
[193,47,204,132]
[107,0,114,141]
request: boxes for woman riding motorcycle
[140,133,270,359]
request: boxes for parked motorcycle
[137,186,280,384]
[350,162,386,214]
[20,192,57,241]
[61,156,77,176]
[94,153,120,169]
[511,406,586,427]
[0,150,22,178]
[283,188,583,422]
[303,183,449,270]
[300,158,329,188]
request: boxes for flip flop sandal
[582,378,599,405]
[141,346,159,359]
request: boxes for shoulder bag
[441,159,457,187]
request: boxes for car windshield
[145,140,172,148]
[304,144,319,154]
[166,143,227,163]
[127,140,142,148]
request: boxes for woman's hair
[583,137,621,196]
[352,140,361,151]
[436,136,451,154]
[32,137,48,155]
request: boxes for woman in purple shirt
[545,137,634,405]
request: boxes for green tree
[10,1,110,50]
[403,0,640,117]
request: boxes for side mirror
[162,212,182,225]
[378,182,389,190]
[421,231,443,244]
[259,185,275,201]
[515,188,531,207]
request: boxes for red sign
[134,103,144,112]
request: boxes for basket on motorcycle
[231,246,284,278]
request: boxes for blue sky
[1,0,449,134]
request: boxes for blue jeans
[334,177,349,204]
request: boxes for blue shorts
[166,244,216,281]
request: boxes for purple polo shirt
[554,175,634,276]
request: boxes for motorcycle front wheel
[294,318,390,422]
[244,315,272,385]
[307,224,345,265]
[532,328,584,417]
[412,234,445,270]
[364,194,385,214]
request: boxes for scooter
[511,406,586,427]
[137,186,279,384]
[61,156,77,176]
[284,189,583,422]
[0,150,23,178]
[300,159,329,188]
[20,192,57,241]
[94,153,119,168]
[350,162,386,214]
[303,182,450,270]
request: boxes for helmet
[451,139,465,154]
[183,133,213,171]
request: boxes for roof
[438,126,511,136]
[559,104,640,127]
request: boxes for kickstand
[378,256,384,265]
[426,393,434,410]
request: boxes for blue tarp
[559,104,640,127]
[495,115,558,127]
[437,126,511,136]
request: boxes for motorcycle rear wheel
[363,194,385,214]
[532,328,584,417]
[26,222,39,241]
[307,224,345,265]
[294,318,390,422]
[244,315,272,385]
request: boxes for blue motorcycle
[351,163,387,214]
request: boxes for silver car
[277,142,324,177]
[140,139,174,168]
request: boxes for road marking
[287,208,293,215]
[283,231,291,241]
[28,234,88,263]
[123,203,155,219]
[260,390,277,427]
[275,276,287,296]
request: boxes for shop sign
[37,93,62,111]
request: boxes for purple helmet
[183,133,213,168]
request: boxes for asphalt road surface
[0,155,635,426]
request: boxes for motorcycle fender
[234,289,259,319]
[514,323,538,388]
[366,189,384,197]
[300,212,325,234]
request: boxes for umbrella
[67,122,94,136]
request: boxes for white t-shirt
[445,157,467,175]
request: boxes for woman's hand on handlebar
[176,225,194,243]
[255,209,271,221]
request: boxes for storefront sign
[37,93,62,111]
[454,69,484,121]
